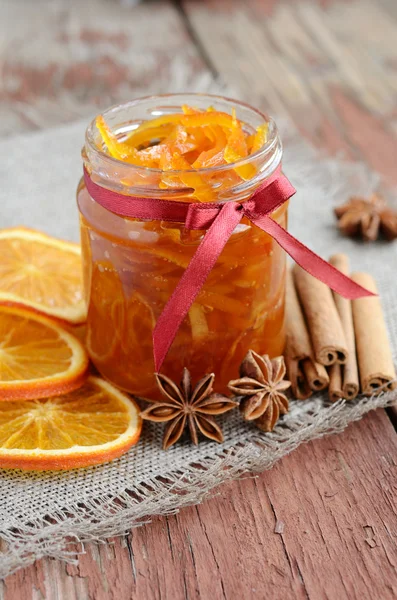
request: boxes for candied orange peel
[95,106,268,202]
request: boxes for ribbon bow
[83,168,373,372]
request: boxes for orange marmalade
[78,94,286,398]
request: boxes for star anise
[228,351,291,432]
[141,369,238,450]
[334,194,397,241]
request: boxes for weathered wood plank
[3,411,396,600]
[0,0,215,137]
[182,0,397,182]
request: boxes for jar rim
[85,93,280,176]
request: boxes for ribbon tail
[153,202,244,372]
[248,213,375,300]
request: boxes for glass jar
[78,94,286,399]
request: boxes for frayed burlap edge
[0,391,396,579]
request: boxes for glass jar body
[78,94,287,398]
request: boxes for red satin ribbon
[84,169,374,372]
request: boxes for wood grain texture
[0,0,397,598]
[0,0,214,137]
[2,411,396,600]
[182,0,397,182]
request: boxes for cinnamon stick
[293,264,347,366]
[285,269,328,398]
[328,363,344,403]
[351,272,396,395]
[329,254,359,400]
[285,356,312,400]
[302,358,329,392]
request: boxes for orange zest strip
[124,114,182,145]
[96,106,269,201]
[224,109,256,180]
[251,123,269,154]
[96,116,138,161]
[170,153,215,202]
[124,123,176,149]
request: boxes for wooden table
[1,0,397,598]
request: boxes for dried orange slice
[0,377,142,470]
[0,306,89,401]
[0,228,86,324]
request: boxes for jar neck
[83,94,283,203]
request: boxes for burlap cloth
[0,118,396,578]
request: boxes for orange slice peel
[0,227,86,324]
[0,376,142,470]
[0,305,89,401]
